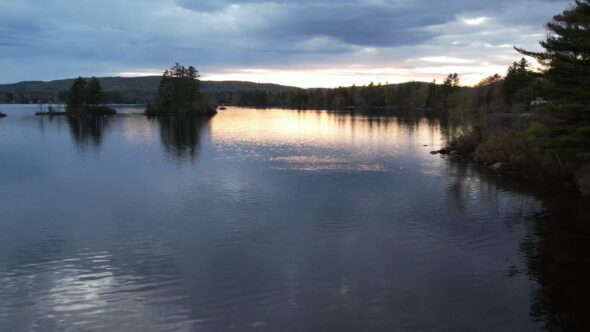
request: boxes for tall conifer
[517,0,590,161]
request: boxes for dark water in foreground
[0,105,588,332]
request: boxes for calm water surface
[0,105,588,331]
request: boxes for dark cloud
[175,0,496,47]
[0,0,572,85]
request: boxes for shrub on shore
[447,126,484,156]
[473,129,529,166]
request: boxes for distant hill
[0,76,436,107]
[0,76,300,104]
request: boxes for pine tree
[517,0,590,162]
[501,58,537,105]
[148,63,205,115]
[67,77,87,112]
[440,73,460,109]
[475,74,502,111]
[425,79,438,110]
[86,77,106,110]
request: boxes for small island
[36,76,116,116]
[145,63,217,117]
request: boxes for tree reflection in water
[522,205,590,332]
[155,116,209,162]
[67,115,110,149]
[446,161,590,331]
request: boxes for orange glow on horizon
[201,64,509,88]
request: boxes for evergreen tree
[148,63,206,114]
[65,77,115,114]
[86,77,106,110]
[501,58,537,105]
[475,74,503,110]
[348,85,357,107]
[517,0,590,162]
[67,77,87,112]
[361,82,376,108]
[440,73,460,108]
[425,79,438,110]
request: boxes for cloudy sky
[0,0,570,87]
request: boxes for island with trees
[65,76,116,115]
[36,76,116,116]
[146,63,217,117]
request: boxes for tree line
[204,68,531,115]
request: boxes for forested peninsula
[440,1,590,196]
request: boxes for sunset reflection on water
[210,107,444,171]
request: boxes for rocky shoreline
[429,146,587,197]
[431,147,517,174]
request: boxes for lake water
[0,105,588,331]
